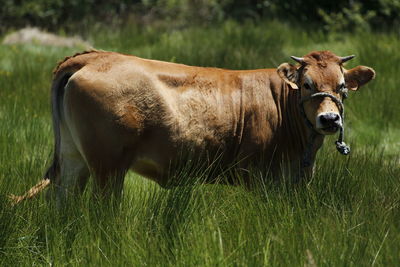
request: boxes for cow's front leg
[295,135,324,183]
[296,163,315,184]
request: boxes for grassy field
[0,21,399,266]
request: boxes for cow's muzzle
[316,112,342,134]
[299,92,350,156]
[300,93,344,132]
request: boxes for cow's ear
[277,63,299,89]
[344,66,376,91]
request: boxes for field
[0,21,399,265]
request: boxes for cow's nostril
[320,116,328,124]
[333,114,340,122]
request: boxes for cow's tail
[9,72,72,205]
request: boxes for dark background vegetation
[1,0,400,34]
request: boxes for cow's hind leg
[92,168,127,202]
[52,126,90,207]
[86,148,133,202]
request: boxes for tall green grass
[0,21,399,265]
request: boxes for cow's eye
[303,83,312,90]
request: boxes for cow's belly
[130,157,167,185]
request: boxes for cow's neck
[279,82,325,167]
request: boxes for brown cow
[11,50,375,205]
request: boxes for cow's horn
[290,56,305,64]
[340,55,355,63]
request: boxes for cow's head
[277,51,375,135]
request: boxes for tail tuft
[8,179,51,206]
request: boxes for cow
[10,50,375,205]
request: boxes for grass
[0,20,399,266]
